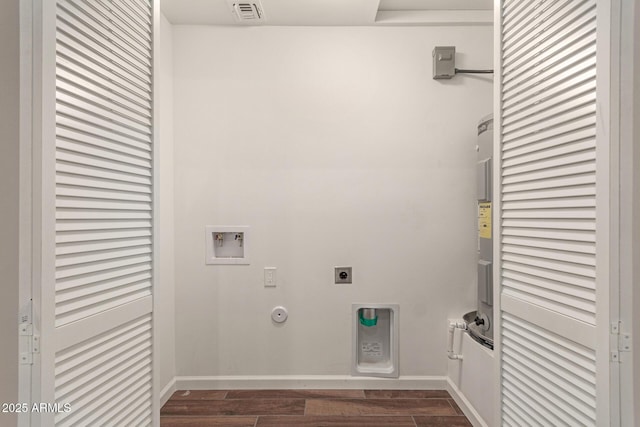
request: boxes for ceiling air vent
[228,1,265,23]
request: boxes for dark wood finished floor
[161,390,472,427]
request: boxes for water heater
[465,114,494,349]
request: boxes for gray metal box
[477,158,492,201]
[432,46,456,79]
[478,260,493,305]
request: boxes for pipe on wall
[447,320,467,360]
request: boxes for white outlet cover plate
[264,267,277,287]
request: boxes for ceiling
[161,0,493,26]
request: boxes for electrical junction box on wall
[205,226,250,265]
[432,46,456,79]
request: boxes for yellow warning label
[479,202,492,239]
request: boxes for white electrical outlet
[264,267,277,287]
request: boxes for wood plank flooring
[161,389,472,427]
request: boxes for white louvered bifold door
[497,0,614,425]
[36,0,155,424]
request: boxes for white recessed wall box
[205,226,250,265]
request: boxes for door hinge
[610,321,632,363]
[19,323,39,365]
[618,332,632,352]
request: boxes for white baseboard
[446,377,488,427]
[160,377,177,407]
[173,375,447,391]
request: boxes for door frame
[617,0,640,425]
[29,0,58,423]
[18,0,34,425]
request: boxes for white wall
[0,0,20,424]
[158,13,176,395]
[448,333,494,426]
[172,25,493,378]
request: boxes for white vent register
[228,1,265,23]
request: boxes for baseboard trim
[173,375,447,391]
[160,377,177,407]
[446,377,488,427]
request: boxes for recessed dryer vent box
[205,226,250,265]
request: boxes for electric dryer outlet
[335,267,352,284]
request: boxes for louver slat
[56,185,152,202]
[55,253,152,280]
[89,0,152,44]
[58,1,151,66]
[502,261,595,290]
[56,234,151,253]
[56,150,151,177]
[54,314,152,425]
[127,0,153,21]
[55,242,151,264]
[502,234,594,252]
[57,91,151,135]
[503,15,595,93]
[56,38,150,100]
[56,161,152,186]
[56,54,150,110]
[501,0,543,31]
[56,262,151,292]
[501,314,597,426]
[107,0,151,33]
[55,15,150,87]
[55,0,153,319]
[500,0,598,425]
[57,103,151,143]
[501,2,595,320]
[54,0,153,423]
[56,173,151,194]
[88,386,151,426]
[56,228,152,244]
[57,79,151,128]
[503,0,595,65]
[502,1,596,76]
[57,67,151,119]
[55,272,151,303]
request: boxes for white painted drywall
[172,25,493,377]
[448,332,494,426]
[157,13,177,394]
[0,0,20,424]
